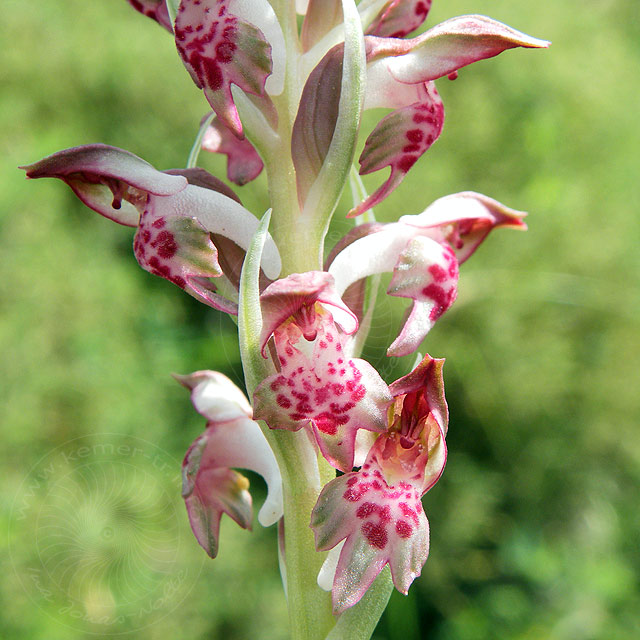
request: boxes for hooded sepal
[180,370,283,557]
[258,271,358,355]
[365,0,432,39]
[399,191,527,264]
[20,143,188,226]
[22,144,281,313]
[330,191,524,356]
[366,14,550,84]
[174,0,280,137]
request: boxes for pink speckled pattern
[254,306,391,472]
[175,0,272,136]
[350,82,444,217]
[311,355,447,612]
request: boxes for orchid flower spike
[311,354,448,613]
[177,370,283,558]
[20,144,281,313]
[253,271,393,472]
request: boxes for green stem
[324,568,393,640]
[274,431,336,640]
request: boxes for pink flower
[328,191,526,356]
[311,354,448,613]
[253,272,393,472]
[177,370,283,558]
[21,144,280,312]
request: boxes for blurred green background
[2,1,638,638]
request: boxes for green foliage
[2,1,638,639]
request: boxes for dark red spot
[396,520,413,538]
[343,488,362,502]
[379,505,392,523]
[399,502,420,525]
[276,394,291,409]
[347,476,358,487]
[356,502,377,519]
[216,41,236,63]
[170,275,186,288]
[406,129,424,143]
[314,413,338,435]
[203,59,223,91]
[351,386,366,402]
[428,263,448,283]
[155,230,178,259]
[152,217,166,229]
[398,155,417,173]
[362,521,388,549]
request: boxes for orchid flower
[177,370,283,557]
[311,354,447,613]
[328,191,527,357]
[23,1,547,637]
[20,144,281,313]
[253,271,393,472]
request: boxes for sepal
[329,192,523,356]
[366,14,550,83]
[399,191,527,263]
[126,0,173,32]
[20,143,188,226]
[258,271,358,355]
